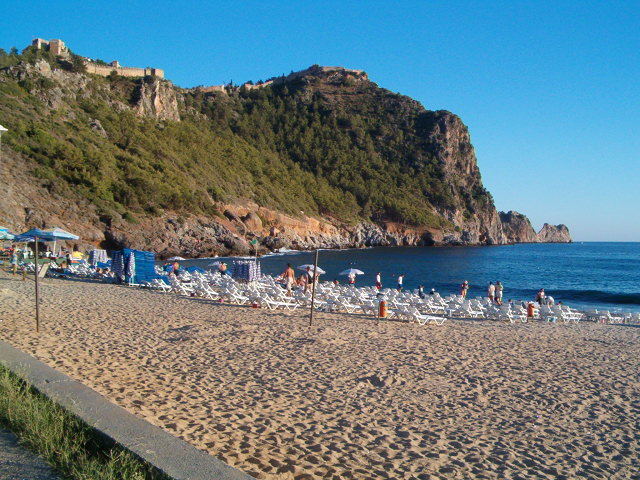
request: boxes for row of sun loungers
[20,259,637,325]
[135,269,640,325]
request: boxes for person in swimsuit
[460,281,469,298]
[281,263,295,295]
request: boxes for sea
[180,242,640,313]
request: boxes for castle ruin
[32,38,68,57]
[31,38,164,79]
[84,60,164,79]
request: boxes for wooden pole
[309,249,319,327]
[34,236,40,333]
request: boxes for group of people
[6,243,84,275]
[459,280,505,305]
[535,288,555,305]
[275,264,562,307]
[278,264,321,295]
[373,272,405,291]
[487,281,505,305]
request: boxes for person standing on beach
[10,244,19,275]
[488,282,496,303]
[495,281,504,305]
[281,263,295,295]
[347,271,356,285]
[397,274,404,291]
[418,285,425,298]
[375,272,382,290]
[460,280,469,298]
[304,266,313,293]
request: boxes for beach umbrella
[45,228,79,240]
[297,264,326,274]
[208,261,222,267]
[0,230,15,240]
[44,227,79,256]
[126,251,136,283]
[14,228,56,242]
[339,268,365,276]
[15,228,63,333]
[167,256,186,261]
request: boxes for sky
[1,1,638,241]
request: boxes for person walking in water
[280,263,295,295]
[495,281,504,305]
[397,274,404,291]
[460,280,469,298]
[375,272,382,290]
[488,282,496,303]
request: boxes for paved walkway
[0,428,61,480]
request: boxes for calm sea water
[181,243,640,312]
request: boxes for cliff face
[499,211,538,243]
[133,78,180,121]
[0,53,571,256]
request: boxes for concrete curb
[0,340,254,480]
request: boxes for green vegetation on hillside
[0,49,490,228]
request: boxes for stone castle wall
[84,63,164,79]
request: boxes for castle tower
[48,39,66,56]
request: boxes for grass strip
[0,364,169,480]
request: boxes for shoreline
[168,245,640,314]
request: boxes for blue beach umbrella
[14,228,65,333]
[44,227,79,255]
[14,228,58,242]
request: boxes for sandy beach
[0,271,638,480]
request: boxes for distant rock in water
[499,212,572,243]
[499,211,538,243]
[537,223,572,243]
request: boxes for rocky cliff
[0,47,571,256]
[499,211,538,243]
[537,223,572,243]
[498,212,571,244]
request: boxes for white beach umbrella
[167,256,186,261]
[339,268,365,276]
[297,264,326,274]
[44,227,79,255]
[208,261,222,267]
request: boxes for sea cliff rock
[499,211,538,243]
[536,223,572,243]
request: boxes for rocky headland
[0,44,571,257]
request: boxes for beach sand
[0,271,638,479]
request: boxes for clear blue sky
[2,1,638,241]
